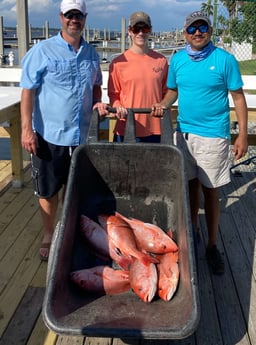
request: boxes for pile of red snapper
[70,212,179,303]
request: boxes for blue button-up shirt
[20,32,102,145]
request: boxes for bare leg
[188,178,201,228]
[39,193,59,259]
[201,185,220,248]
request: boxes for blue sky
[1,0,204,31]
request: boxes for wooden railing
[0,99,25,187]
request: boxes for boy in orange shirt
[108,11,168,142]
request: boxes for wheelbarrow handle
[88,108,173,145]
[107,107,153,114]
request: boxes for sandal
[39,242,51,261]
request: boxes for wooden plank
[56,335,85,344]
[0,103,20,122]
[141,337,195,345]
[191,213,223,345]
[0,165,31,207]
[84,338,112,345]
[0,286,45,345]
[9,114,24,186]
[231,134,256,146]
[0,232,42,336]
[220,175,256,344]
[0,208,42,294]
[230,109,256,122]
[27,314,56,345]
[0,127,10,137]
[0,161,12,192]
[30,258,48,288]
[0,185,39,259]
[0,160,10,169]
[222,174,256,275]
[113,339,140,345]
[0,161,31,195]
[197,180,251,345]
[0,175,22,208]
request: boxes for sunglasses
[63,11,85,20]
[131,25,151,34]
[186,24,209,34]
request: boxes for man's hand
[151,103,166,117]
[92,102,109,117]
[21,129,38,155]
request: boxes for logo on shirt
[152,67,164,73]
[210,65,215,70]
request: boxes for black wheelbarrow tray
[43,109,200,339]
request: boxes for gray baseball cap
[129,11,151,27]
[184,11,211,27]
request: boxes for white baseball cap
[60,0,87,15]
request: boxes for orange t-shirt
[108,49,168,137]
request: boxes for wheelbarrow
[43,108,200,339]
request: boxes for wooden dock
[0,161,256,345]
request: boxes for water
[0,138,11,160]
[2,28,179,66]
[3,46,116,66]
[2,27,125,65]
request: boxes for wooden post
[0,16,4,57]
[86,25,90,42]
[16,0,29,65]
[121,17,126,52]
[9,112,24,188]
[45,20,49,39]
[212,0,218,45]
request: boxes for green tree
[230,2,256,44]
[201,0,213,17]
[220,0,237,20]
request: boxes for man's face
[60,10,86,38]
[183,20,212,51]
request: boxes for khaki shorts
[174,132,231,188]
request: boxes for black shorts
[31,133,77,198]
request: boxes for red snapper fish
[70,266,130,295]
[80,215,110,261]
[129,258,158,303]
[156,251,179,301]
[98,214,158,266]
[115,212,178,254]
[108,240,134,270]
[80,215,133,269]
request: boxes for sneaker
[206,245,225,275]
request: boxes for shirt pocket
[47,59,73,90]
[79,60,99,85]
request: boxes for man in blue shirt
[20,0,108,261]
[152,11,248,274]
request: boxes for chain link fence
[202,1,256,173]
[201,0,256,74]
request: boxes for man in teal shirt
[20,0,108,261]
[153,11,248,274]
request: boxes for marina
[0,23,185,67]
[1,2,256,342]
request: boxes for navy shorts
[31,133,77,198]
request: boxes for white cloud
[1,0,204,30]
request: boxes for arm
[151,88,178,117]
[20,88,38,155]
[108,61,127,119]
[230,88,248,160]
[92,84,108,117]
